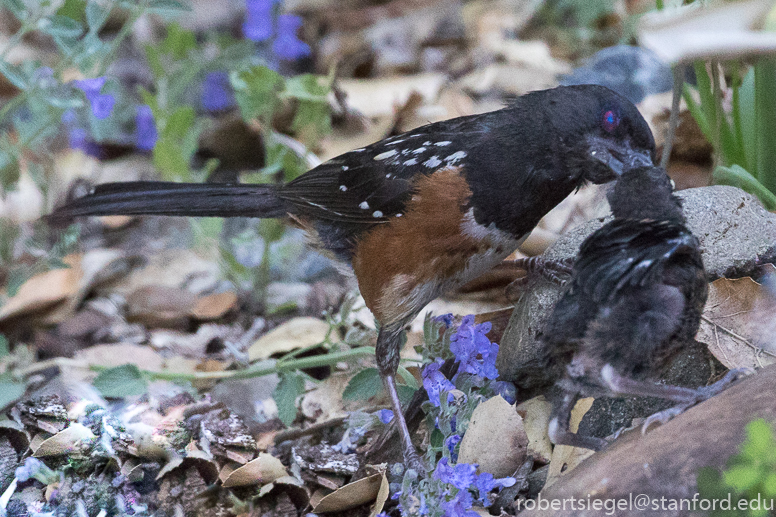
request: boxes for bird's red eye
[602,110,619,132]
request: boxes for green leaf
[713,165,776,211]
[159,23,197,60]
[85,0,109,31]
[0,335,9,357]
[397,366,419,389]
[0,61,27,89]
[284,74,329,102]
[292,100,331,148]
[763,472,776,497]
[93,364,148,398]
[274,372,305,426]
[230,66,283,123]
[39,15,84,38]
[148,0,192,18]
[723,465,761,492]
[58,0,87,23]
[342,368,383,401]
[0,375,25,408]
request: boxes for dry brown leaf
[126,285,197,328]
[190,291,238,320]
[301,372,349,422]
[545,397,596,488]
[458,395,528,478]
[156,451,218,483]
[248,317,330,361]
[222,452,288,487]
[697,269,776,370]
[313,472,388,514]
[516,395,554,464]
[0,255,82,322]
[33,423,95,457]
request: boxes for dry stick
[273,416,348,444]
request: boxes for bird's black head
[607,165,684,222]
[543,84,656,184]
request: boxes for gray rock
[498,185,776,386]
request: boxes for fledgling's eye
[602,110,619,133]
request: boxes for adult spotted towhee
[51,84,655,469]
[544,166,747,451]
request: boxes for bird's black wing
[278,112,494,224]
[571,219,700,304]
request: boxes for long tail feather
[48,181,289,223]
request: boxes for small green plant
[697,419,776,516]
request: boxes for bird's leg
[641,368,753,432]
[505,257,574,298]
[548,389,607,451]
[376,325,426,473]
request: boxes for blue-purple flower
[74,77,114,119]
[243,0,276,42]
[377,409,394,424]
[201,71,235,112]
[450,315,499,379]
[273,14,310,60]
[15,457,45,482]
[434,458,477,490]
[474,471,516,505]
[492,380,517,404]
[135,105,157,151]
[422,359,455,407]
[445,434,462,461]
[440,489,479,517]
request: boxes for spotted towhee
[544,166,748,451]
[51,84,655,470]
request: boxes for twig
[273,416,348,444]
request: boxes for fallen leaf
[0,255,82,322]
[697,270,776,369]
[516,395,554,464]
[458,395,528,478]
[336,74,446,118]
[313,472,388,514]
[190,291,238,320]
[33,423,95,457]
[222,452,288,487]
[126,285,196,328]
[248,317,331,361]
[545,397,595,488]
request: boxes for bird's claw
[642,368,754,434]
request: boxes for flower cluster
[242,0,310,60]
[449,315,499,379]
[74,77,115,120]
[422,359,455,407]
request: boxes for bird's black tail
[48,181,290,223]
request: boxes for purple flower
[440,490,479,517]
[377,409,394,424]
[450,315,500,379]
[68,126,88,150]
[272,14,310,60]
[492,380,517,404]
[434,458,477,490]
[445,434,461,461]
[201,71,235,112]
[474,472,516,505]
[422,360,455,407]
[243,0,275,42]
[435,313,454,328]
[15,457,45,482]
[74,77,114,119]
[135,105,157,151]
[61,109,78,126]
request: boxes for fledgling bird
[545,166,747,451]
[49,85,655,469]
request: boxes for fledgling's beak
[588,136,654,176]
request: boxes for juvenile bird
[50,85,655,469]
[545,166,745,451]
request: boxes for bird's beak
[587,136,654,176]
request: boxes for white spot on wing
[339,185,347,191]
[374,150,398,161]
[423,141,432,146]
[359,201,369,209]
[423,156,442,168]
[412,147,427,154]
[435,141,452,146]
[342,165,349,171]
[373,210,383,217]
[396,213,403,217]
[445,151,467,164]
[385,139,405,146]
[404,158,418,166]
